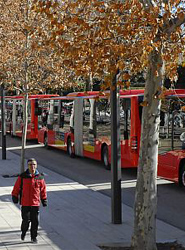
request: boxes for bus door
[30,99,40,138]
[27,99,36,138]
[120,96,142,168]
[5,100,13,133]
[46,99,73,149]
[83,97,111,160]
[15,100,23,136]
[83,98,97,159]
[53,99,73,150]
[120,98,132,167]
[24,99,33,139]
[37,99,49,129]
[95,98,111,160]
[54,99,63,148]
[48,99,60,147]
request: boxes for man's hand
[41,199,47,207]
[12,196,18,204]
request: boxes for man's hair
[27,158,37,164]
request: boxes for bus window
[159,98,185,151]
[138,95,144,122]
[5,100,13,133]
[46,100,60,129]
[28,100,31,123]
[35,99,42,116]
[82,98,98,153]
[59,100,73,132]
[120,98,131,140]
[96,99,111,140]
[16,101,23,122]
[83,99,91,139]
[53,100,59,125]
[69,102,74,132]
[37,99,50,128]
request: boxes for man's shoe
[21,233,25,241]
[31,238,38,244]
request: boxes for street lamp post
[110,73,122,224]
[1,83,6,160]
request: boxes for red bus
[38,89,144,169]
[4,94,58,140]
[158,89,185,187]
[37,89,185,187]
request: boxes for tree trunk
[20,93,28,173]
[131,48,164,250]
[20,0,29,173]
[85,72,93,91]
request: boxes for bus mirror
[35,107,42,116]
[180,132,185,142]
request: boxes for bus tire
[102,145,111,170]
[67,137,75,158]
[179,163,185,187]
[44,134,50,149]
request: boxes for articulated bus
[37,89,185,187]
[38,89,144,170]
[3,94,58,140]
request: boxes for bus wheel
[102,146,111,170]
[44,134,50,149]
[179,164,185,187]
[67,137,75,158]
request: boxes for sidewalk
[0,151,185,250]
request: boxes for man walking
[12,158,47,243]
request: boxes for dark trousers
[21,206,39,239]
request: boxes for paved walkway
[0,151,185,250]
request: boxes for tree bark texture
[131,48,164,250]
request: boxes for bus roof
[67,89,145,97]
[67,89,185,97]
[164,89,185,97]
[4,89,185,101]
[5,94,59,100]
[6,89,183,101]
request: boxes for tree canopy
[32,0,184,90]
[0,0,70,93]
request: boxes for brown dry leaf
[123,73,130,81]
[181,106,185,112]
[140,101,149,107]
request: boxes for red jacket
[12,169,47,206]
